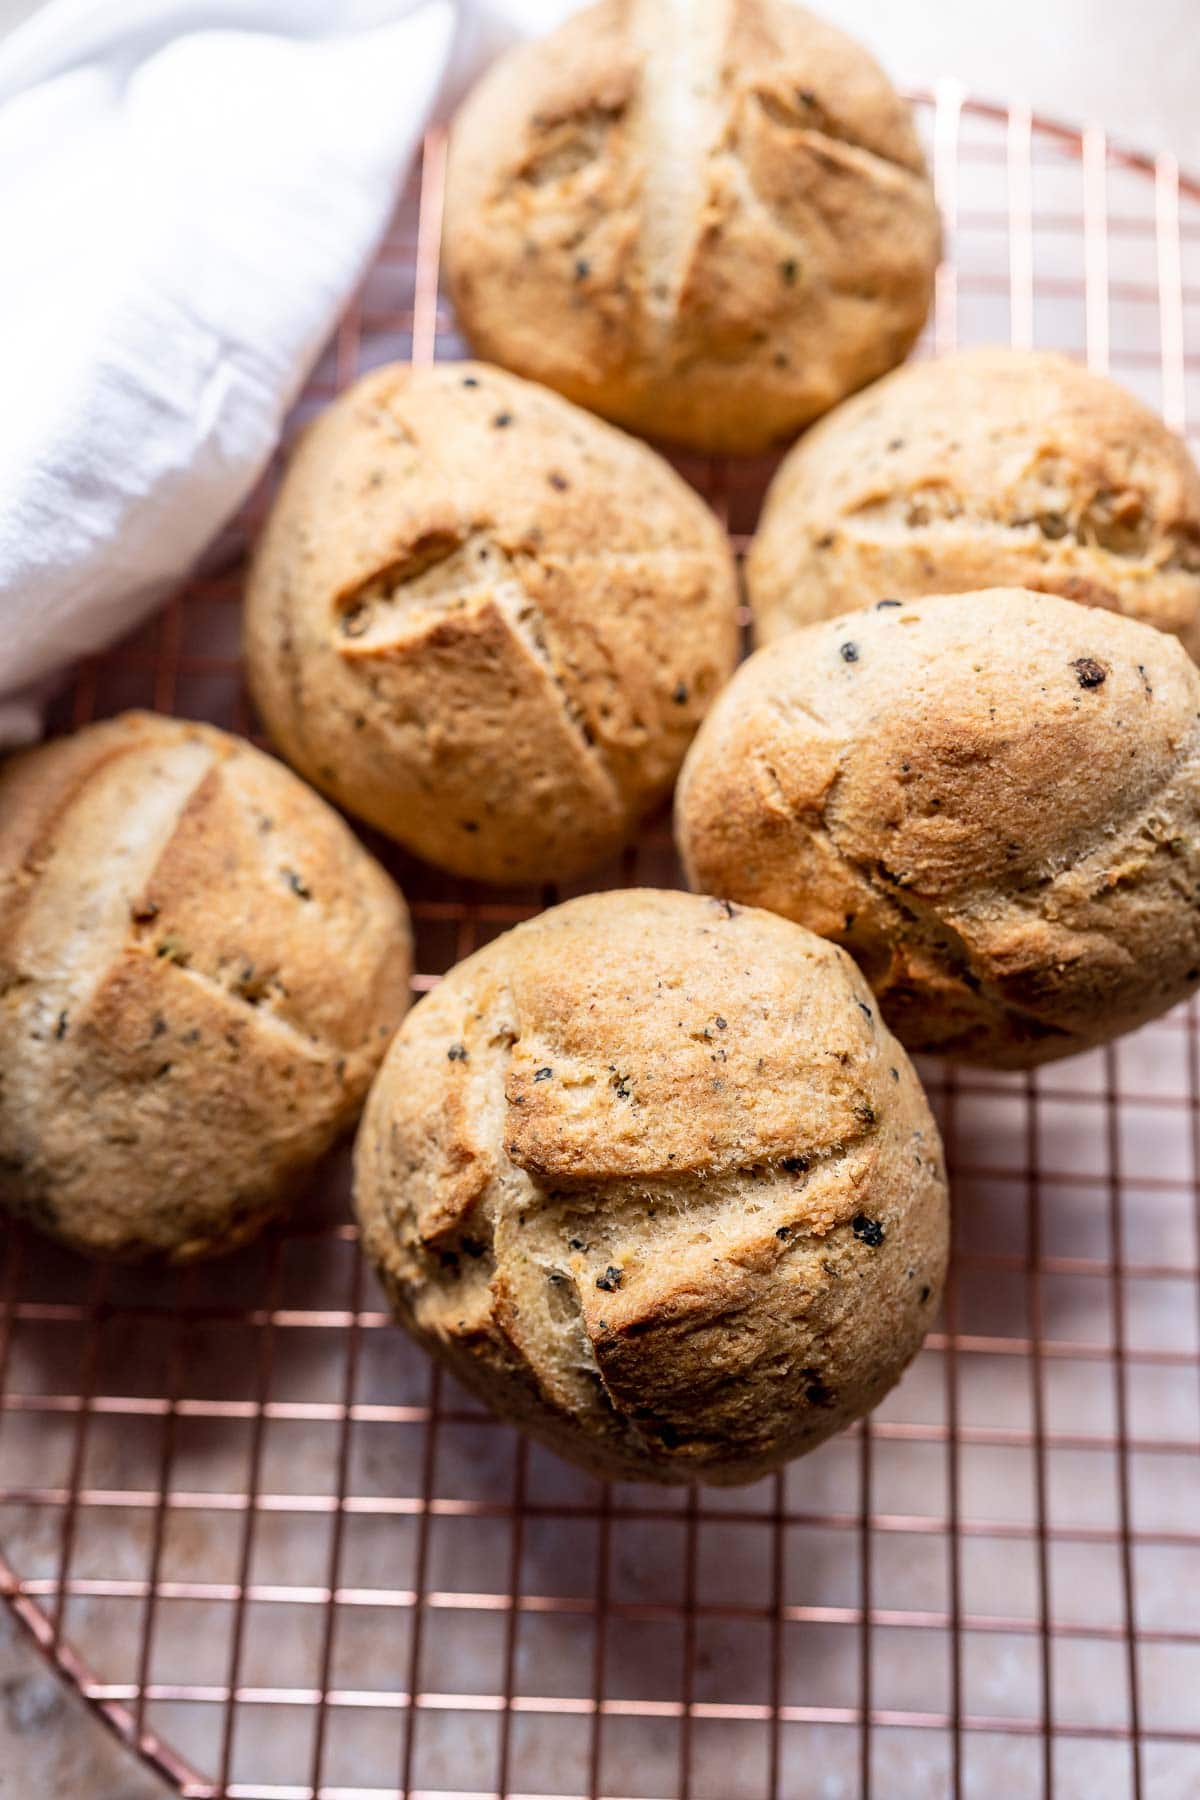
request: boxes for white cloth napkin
[0,0,577,745]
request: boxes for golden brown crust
[354,889,948,1484]
[442,0,939,454]
[677,590,1200,1067]
[0,712,412,1261]
[244,360,738,884]
[748,348,1200,655]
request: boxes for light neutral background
[829,0,1200,169]
[2,1,1197,1797]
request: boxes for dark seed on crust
[1072,657,1108,689]
[852,1214,885,1247]
[804,1368,835,1407]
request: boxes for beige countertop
[0,1605,168,1798]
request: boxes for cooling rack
[3,84,1200,1800]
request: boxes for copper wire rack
[4,85,1200,1800]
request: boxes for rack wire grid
[3,83,1200,1800]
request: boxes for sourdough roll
[355,889,948,1485]
[749,348,1200,654]
[677,590,1200,1067]
[443,0,940,454]
[244,361,739,884]
[0,713,412,1261]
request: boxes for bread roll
[244,361,739,884]
[443,0,940,454]
[678,590,1200,1066]
[355,889,947,1485]
[0,713,412,1261]
[749,348,1200,655]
